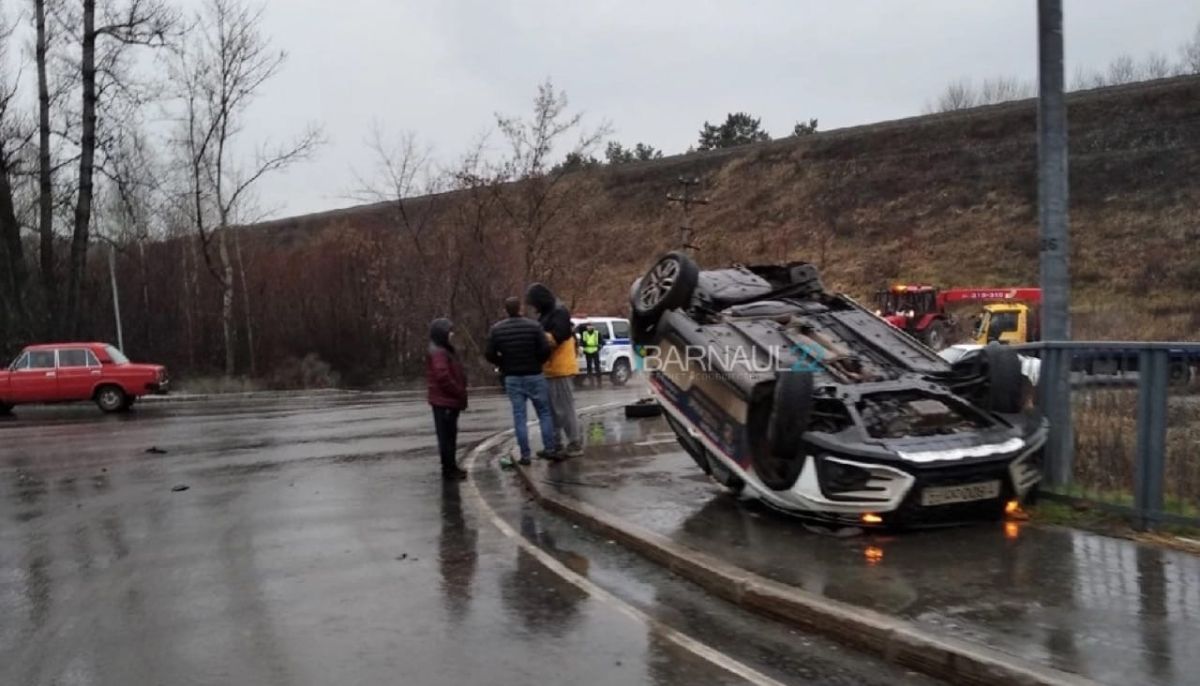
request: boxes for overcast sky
[214,0,1200,219]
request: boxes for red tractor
[874,285,1043,351]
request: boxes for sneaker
[565,442,584,457]
[518,456,532,466]
[537,449,566,461]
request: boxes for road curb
[505,410,1097,686]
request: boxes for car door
[10,350,58,403]
[56,348,101,401]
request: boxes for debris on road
[171,484,189,492]
[146,446,168,454]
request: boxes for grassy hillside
[259,76,1200,343]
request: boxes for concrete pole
[1037,0,1073,486]
[108,243,124,352]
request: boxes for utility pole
[1037,0,1072,485]
[666,176,708,253]
[108,242,124,352]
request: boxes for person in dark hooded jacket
[426,318,468,480]
[525,283,582,455]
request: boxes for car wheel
[923,321,948,351]
[624,399,662,418]
[752,371,813,491]
[611,359,632,386]
[630,252,699,342]
[983,346,1023,414]
[95,385,127,414]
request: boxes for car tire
[752,371,813,491]
[95,385,128,414]
[923,321,948,351]
[785,263,824,297]
[983,346,1023,414]
[630,252,699,342]
[624,399,662,418]
[611,359,632,386]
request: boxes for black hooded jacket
[525,283,573,344]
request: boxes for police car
[571,316,635,386]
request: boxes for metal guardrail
[1013,341,1200,530]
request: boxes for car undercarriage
[630,252,1047,527]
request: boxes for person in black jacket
[525,283,583,456]
[486,297,560,464]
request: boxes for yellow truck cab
[973,303,1040,345]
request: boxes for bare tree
[491,79,610,283]
[1180,22,1200,74]
[1139,52,1173,80]
[929,78,977,112]
[1105,54,1138,85]
[34,0,59,337]
[174,0,322,376]
[978,76,1034,104]
[0,15,33,346]
[60,0,174,338]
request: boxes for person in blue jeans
[485,297,561,464]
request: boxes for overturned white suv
[630,252,1047,528]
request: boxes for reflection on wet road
[0,389,937,686]
[533,408,1200,686]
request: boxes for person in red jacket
[426,318,468,480]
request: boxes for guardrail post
[1133,349,1168,530]
[1040,346,1074,488]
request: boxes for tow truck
[874,285,1042,350]
[881,286,1196,384]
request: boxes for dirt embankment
[256,76,1200,341]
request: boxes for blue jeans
[504,374,557,458]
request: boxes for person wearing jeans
[503,374,557,464]
[486,297,559,464]
[526,283,583,456]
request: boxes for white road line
[463,409,788,686]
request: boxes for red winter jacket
[426,346,468,410]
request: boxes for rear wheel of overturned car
[95,385,128,414]
[983,346,1023,414]
[752,371,813,491]
[630,252,699,343]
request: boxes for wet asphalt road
[0,388,939,686]
[534,407,1200,686]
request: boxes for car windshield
[105,345,130,364]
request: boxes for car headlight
[818,456,872,494]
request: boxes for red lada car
[0,343,168,414]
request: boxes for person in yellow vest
[525,283,583,456]
[580,322,602,386]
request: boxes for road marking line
[464,407,787,686]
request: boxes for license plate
[920,480,1001,507]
